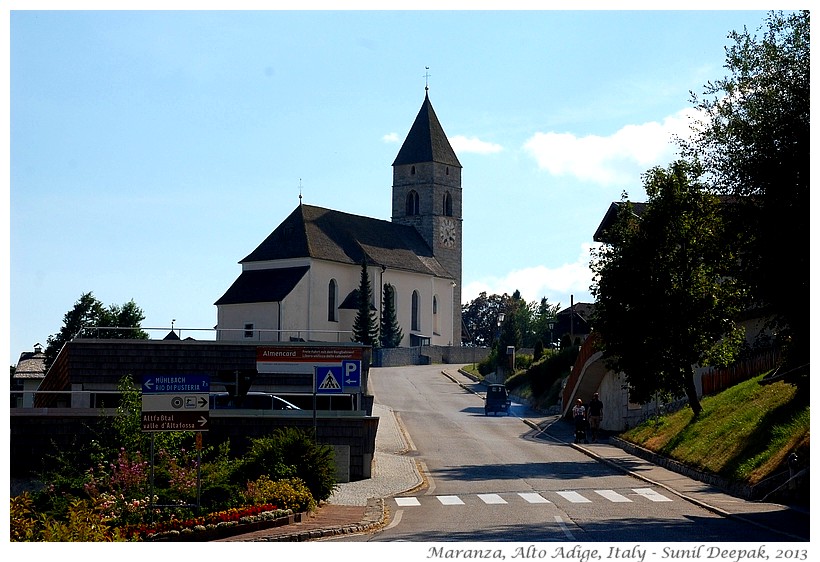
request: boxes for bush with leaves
[11,492,131,542]
[236,428,337,502]
[527,346,578,398]
[242,475,316,513]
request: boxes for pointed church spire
[392,91,461,168]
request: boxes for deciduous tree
[591,162,746,416]
[44,292,149,371]
[682,10,809,369]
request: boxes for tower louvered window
[443,192,453,216]
[406,190,420,216]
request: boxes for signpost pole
[312,369,317,441]
[149,434,155,522]
[196,432,202,513]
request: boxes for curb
[527,419,808,543]
[241,497,387,542]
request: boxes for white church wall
[217,302,281,341]
[303,260,361,342]
[384,270,455,347]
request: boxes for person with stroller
[572,398,588,444]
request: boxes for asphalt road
[338,365,802,543]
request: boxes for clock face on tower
[439,218,457,248]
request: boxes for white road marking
[556,490,591,503]
[518,492,551,504]
[477,493,507,504]
[385,509,404,530]
[555,515,575,540]
[436,495,465,505]
[634,487,673,502]
[595,489,632,502]
[395,497,420,506]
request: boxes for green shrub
[527,347,577,397]
[515,353,533,371]
[10,493,130,542]
[199,482,241,512]
[10,492,38,542]
[234,428,337,503]
[477,350,497,376]
[242,475,316,513]
[274,428,338,502]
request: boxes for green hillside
[619,373,809,492]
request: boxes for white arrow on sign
[142,393,209,412]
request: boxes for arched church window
[411,290,420,331]
[443,192,453,216]
[328,279,338,322]
[432,295,440,335]
[411,165,416,175]
[406,190,420,216]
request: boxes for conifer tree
[379,283,403,348]
[351,260,379,347]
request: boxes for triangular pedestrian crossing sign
[318,370,342,390]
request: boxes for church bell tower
[391,89,463,344]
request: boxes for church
[215,90,463,348]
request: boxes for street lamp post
[547,319,555,349]
[496,312,505,380]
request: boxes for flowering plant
[128,503,289,540]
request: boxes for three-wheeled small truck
[484,384,511,416]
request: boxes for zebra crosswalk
[393,487,674,507]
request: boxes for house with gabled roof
[11,343,46,408]
[215,90,463,348]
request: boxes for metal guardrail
[75,326,355,342]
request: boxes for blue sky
[7,4,779,361]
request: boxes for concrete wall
[373,345,490,368]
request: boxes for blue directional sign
[314,361,363,394]
[142,374,210,394]
[341,360,361,389]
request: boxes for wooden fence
[700,348,781,396]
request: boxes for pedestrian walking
[587,392,603,442]
[572,398,587,444]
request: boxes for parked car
[484,384,511,416]
[209,392,301,410]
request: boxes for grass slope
[619,373,809,486]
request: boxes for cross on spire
[424,66,431,91]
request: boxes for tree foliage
[351,260,379,347]
[44,292,149,371]
[682,10,809,368]
[591,162,747,416]
[379,283,403,348]
[462,291,561,352]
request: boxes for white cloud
[382,132,400,143]
[450,135,503,155]
[523,107,703,186]
[462,243,600,308]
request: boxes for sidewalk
[215,401,422,542]
[220,370,809,542]
[529,415,810,542]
